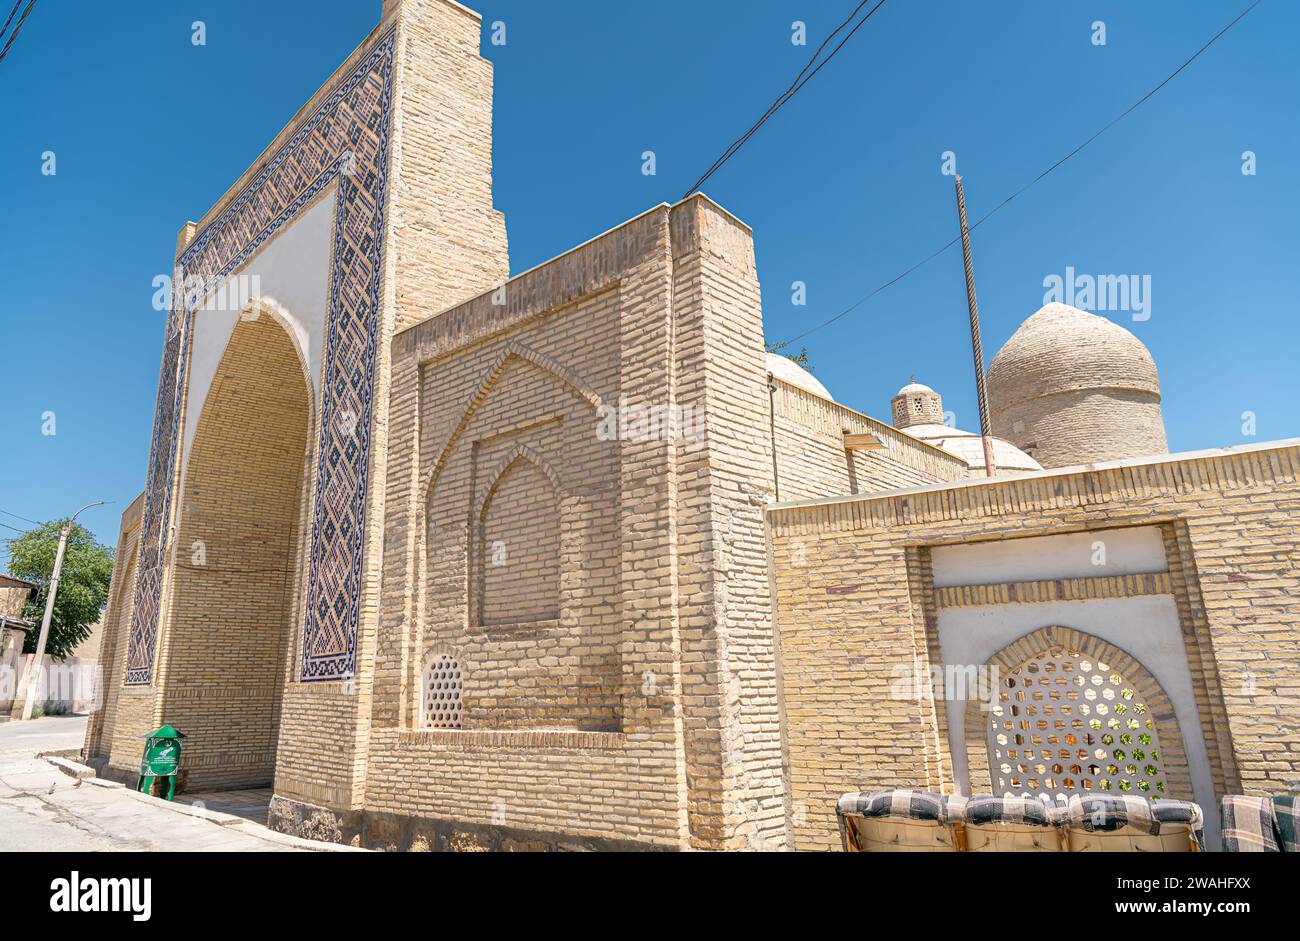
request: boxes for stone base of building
[266,795,669,853]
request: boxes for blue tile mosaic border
[125,28,397,686]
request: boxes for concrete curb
[35,756,365,851]
[45,756,96,780]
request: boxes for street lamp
[20,501,106,721]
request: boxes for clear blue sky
[1,0,1296,552]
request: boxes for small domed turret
[890,379,1042,477]
[891,378,943,429]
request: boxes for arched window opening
[986,646,1167,803]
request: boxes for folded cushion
[1067,794,1204,849]
[959,795,1057,828]
[836,790,954,823]
[1273,795,1299,853]
[1221,795,1281,852]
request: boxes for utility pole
[953,174,997,478]
[20,501,105,720]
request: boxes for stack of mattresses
[1063,794,1203,852]
[1220,795,1299,852]
[838,790,1207,852]
[836,791,962,853]
[954,795,1064,852]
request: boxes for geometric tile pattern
[124,29,397,686]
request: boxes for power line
[0,507,41,527]
[684,0,889,198]
[773,0,1263,350]
[0,0,37,66]
[0,1,23,44]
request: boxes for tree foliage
[5,521,113,660]
[765,342,815,373]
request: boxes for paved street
[0,716,350,852]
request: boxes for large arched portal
[159,313,312,792]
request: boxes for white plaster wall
[939,594,1220,847]
[932,526,1166,588]
[180,187,337,469]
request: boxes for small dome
[891,376,943,429]
[988,303,1160,411]
[902,424,1043,475]
[896,380,935,396]
[767,353,833,401]
[889,378,1042,476]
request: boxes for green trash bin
[137,725,186,800]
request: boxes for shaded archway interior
[159,315,311,792]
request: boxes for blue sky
[1,0,1296,552]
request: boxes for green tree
[765,342,815,372]
[5,521,113,660]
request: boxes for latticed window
[986,646,1167,803]
[421,654,463,729]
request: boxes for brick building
[83,0,1300,850]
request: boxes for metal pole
[954,174,997,478]
[20,501,104,720]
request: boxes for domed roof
[767,353,833,401]
[988,303,1160,411]
[896,380,935,396]
[902,423,1042,475]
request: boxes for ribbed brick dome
[987,303,1168,468]
[988,303,1160,410]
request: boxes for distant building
[0,574,36,720]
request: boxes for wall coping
[770,375,969,470]
[769,438,1300,518]
[393,192,751,347]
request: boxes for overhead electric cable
[0,1,23,44]
[0,0,38,66]
[773,0,1263,350]
[684,0,889,198]
[0,507,41,527]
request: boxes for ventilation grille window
[987,647,1167,803]
[421,654,463,729]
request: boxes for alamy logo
[49,872,151,922]
[1043,266,1152,321]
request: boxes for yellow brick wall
[82,494,142,763]
[770,378,968,501]
[478,458,561,627]
[769,442,1300,850]
[367,196,788,850]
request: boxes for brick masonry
[769,441,1300,849]
[81,0,1300,852]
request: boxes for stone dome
[988,303,1168,468]
[767,353,832,401]
[988,303,1160,410]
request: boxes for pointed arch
[471,445,563,629]
[962,625,1192,801]
[238,296,314,399]
[155,313,313,791]
[421,341,601,499]
[473,443,563,522]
